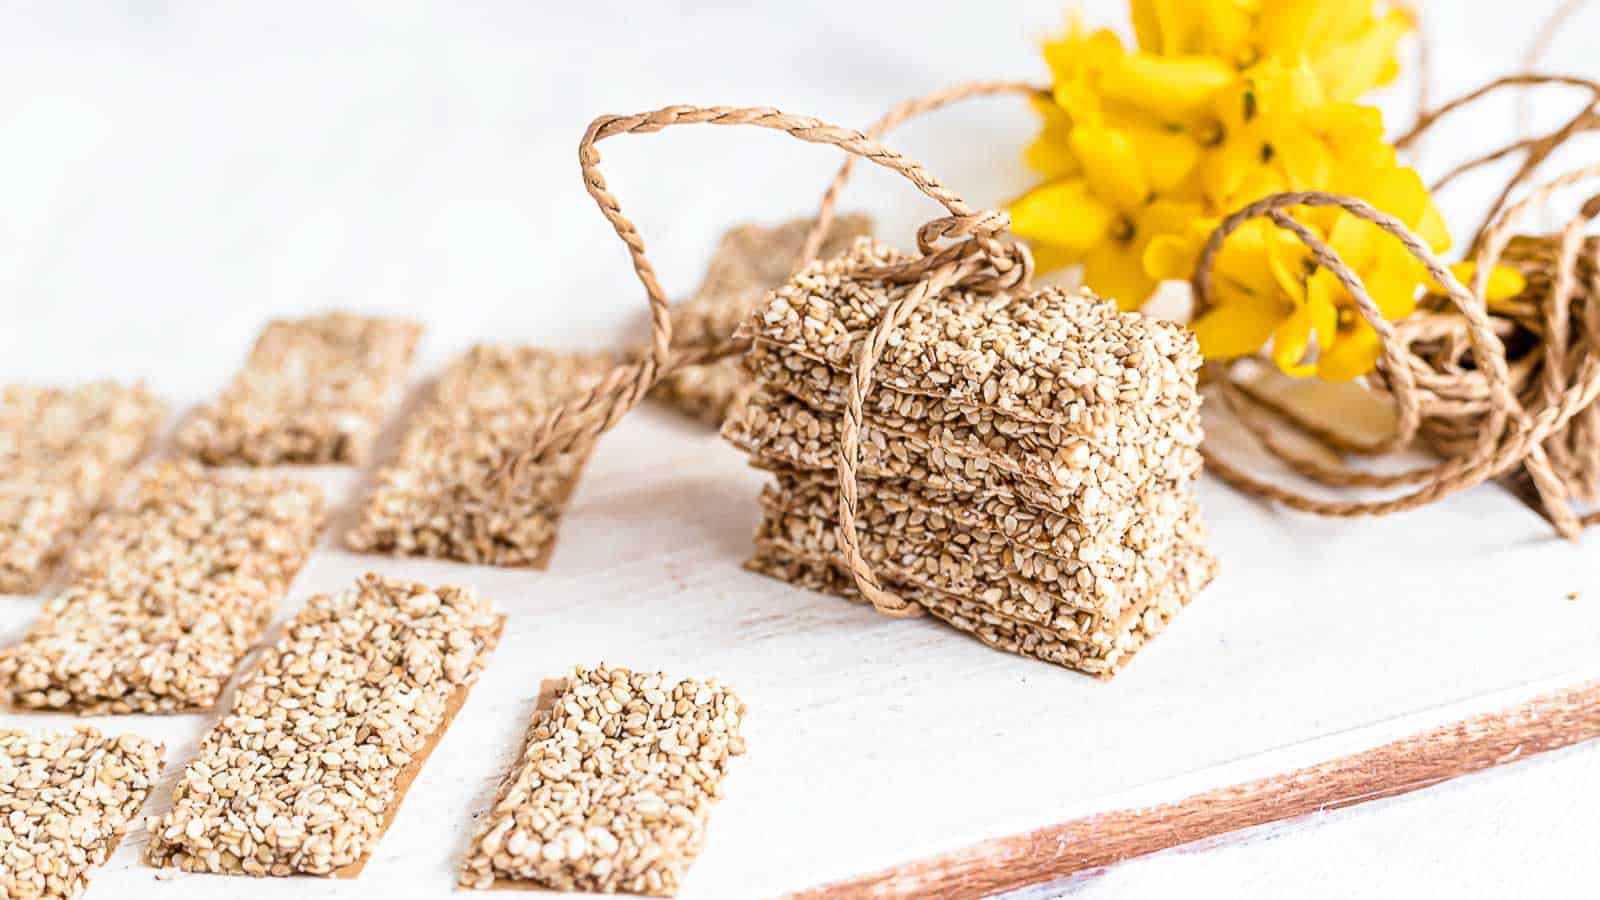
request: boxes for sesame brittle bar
[649,214,873,427]
[178,311,422,465]
[0,464,325,714]
[147,574,503,878]
[749,542,1216,678]
[758,498,1204,634]
[347,346,617,567]
[461,664,746,895]
[743,238,1202,428]
[743,341,1203,480]
[0,727,165,900]
[0,381,166,593]
[761,468,1185,562]
[757,483,1200,625]
[727,385,1200,508]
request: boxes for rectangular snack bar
[743,341,1203,480]
[728,384,1201,506]
[742,238,1202,428]
[0,727,165,899]
[756,488,1202,630]
[460,664,746,895]
[178,311,423,465]
[347,346,617,568]
[146,573,503,877]
[649,214,874,427]
[0,381,166,593]
[749,543,1216,678]
[764,468,1184,561]
[0,464,325,714]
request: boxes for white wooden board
[2,1,1597,897]
[2,397,1597,899]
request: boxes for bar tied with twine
[492,98,1214,677]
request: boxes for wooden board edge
[788,677,1600,899]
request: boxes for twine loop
[496,86,1044,619]
[1197,142,1600,535]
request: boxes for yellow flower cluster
[1010,0,1523,380]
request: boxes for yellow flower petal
[1008,180,1115,257]
[1317,319,1382,381]
[1204,220,1262,286]
[1191,288,1288,359]
[1252,59,1327,120]
[1132,0,1253,58]
[1361,259,1422,320]
[1315,102,1385,149]
[1267,299,1318,373]
[1071,125,1150,213]
[1023,96,1081,181]
[1439,261,1528,306]
[1027,241,1080,275]
[1143,233,1197,282]
[1265,223,1311,304]
[1270,129,1330,191]
[1024,135,1081,182]
[1252,0,1320,59]
[1347,164,1428,231]
[1414,197,1452,255]
[1054,80,1103,127]
[1255,0,1374,61]
[1304,269,1345,332]
[1201,126,1263,208]
[1140,197,1206,234]
[1124,124,1202,195]
[1326,211,1379,274]
[1129,0,1179,54]
[1314,9,1412,103]
[1041,20,1124,85]
[1083,241,1158,310]
[1099,54,1235,122]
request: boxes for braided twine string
[495,88,1041,617]
[1197,71,1600,538]
[500,27,1600,627]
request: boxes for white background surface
[1,1,1599,898]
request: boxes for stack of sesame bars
[724,238,1216,678]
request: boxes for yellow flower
[1200,59,1332,212]
[1011,139,1202,309]
[1013,1,1515,381]
[1132,0,1411,99]
[1014,26,1206,308]
[1151,163,1523,380]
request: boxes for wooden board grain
[796,678,1600,899]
